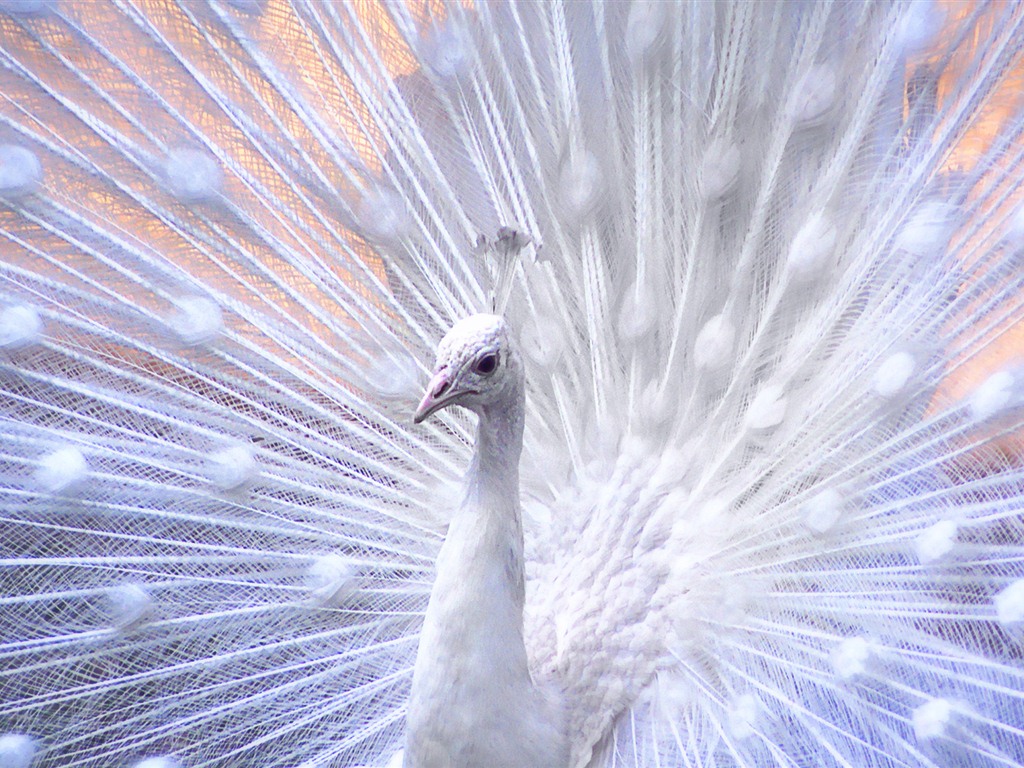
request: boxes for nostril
[432,379,450,398]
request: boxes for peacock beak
[413,368,455,424]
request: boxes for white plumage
[406,315,566,767]
[0,1,1023,767]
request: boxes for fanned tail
[1,2,1023,767]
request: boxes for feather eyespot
[473,352,499,376]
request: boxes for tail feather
[2,1,1024,767]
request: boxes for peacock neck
[406,384,550,766]
[467,389,526,514]
[453,387,527,609]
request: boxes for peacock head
[413,314,522,424]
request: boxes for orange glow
[0,2,1019,415]
[908,2,1024,433]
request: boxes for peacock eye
[472,351,499,376]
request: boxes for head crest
[474,225,540,314]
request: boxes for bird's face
[413,314,516,423]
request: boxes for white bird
[0,2,1023,768]
[406,314,566,767]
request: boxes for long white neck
[463,391,527,596]
[405,385,566,767]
